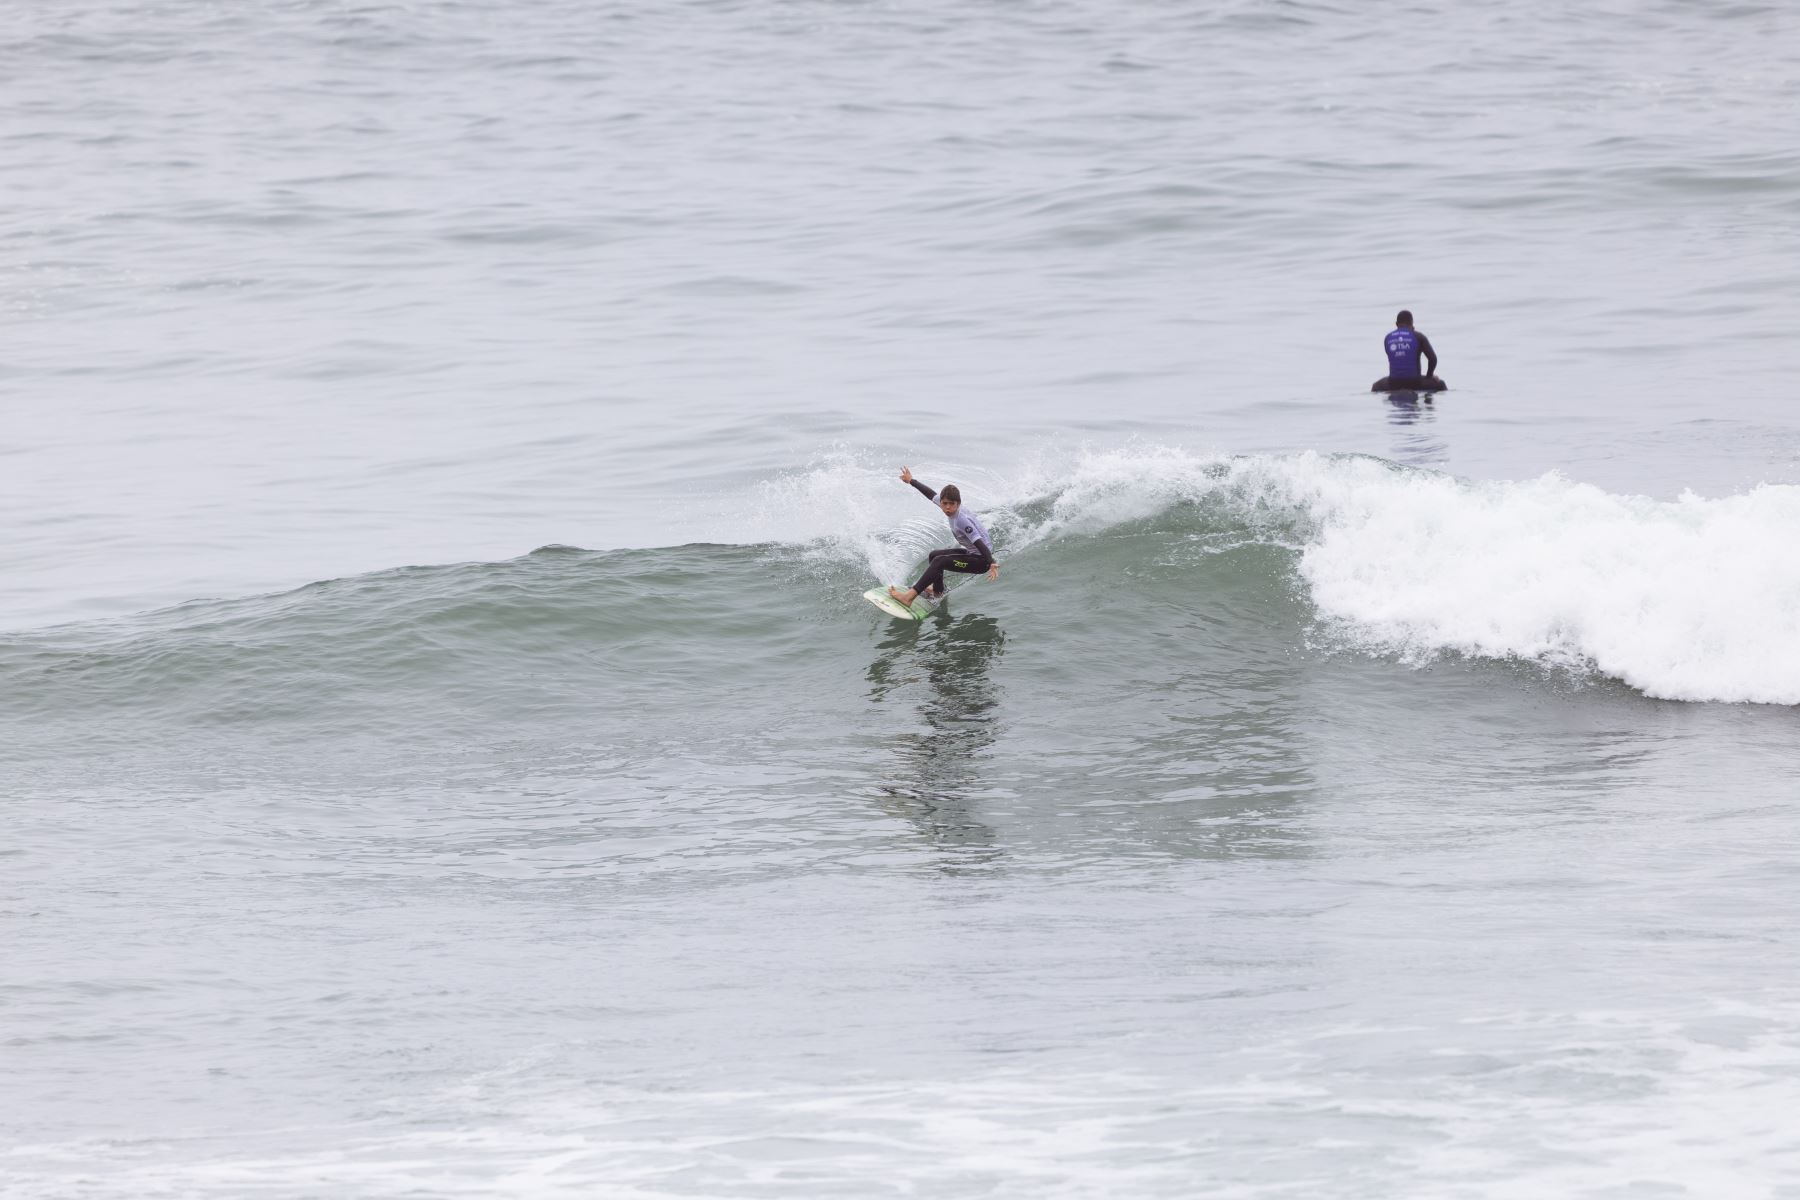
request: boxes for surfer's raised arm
[899,465,938,502]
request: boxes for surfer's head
[938,483,961,515]
[1395,310,1414,328]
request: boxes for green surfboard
[863,586,934,621]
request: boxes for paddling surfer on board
[888,467,999,607]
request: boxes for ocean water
[6,1,1800,1195]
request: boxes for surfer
[888,467,999,607]
[1371,310,1445,392]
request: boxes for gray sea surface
[5,1,1800,1196]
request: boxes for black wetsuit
[912,546,993,597]
[908,478,994,597]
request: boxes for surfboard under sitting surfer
[888,466,999,608]
[1371,309,1446,393]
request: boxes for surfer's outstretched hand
[899,466,913,484]
[987,563,999,581]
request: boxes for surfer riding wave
[888,467,999,608]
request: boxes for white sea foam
[10,1015,1798,1200]
[1161,448,1800,705]
[1260,453,1800,705]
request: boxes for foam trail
[749,449,1014,584]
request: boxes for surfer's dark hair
[1395,309,1414,327]
[939,484,961,504]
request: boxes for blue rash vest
[1384,327,1423,378]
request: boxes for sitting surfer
[1371,309,1446,392]
[888,466,999,607]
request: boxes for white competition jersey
[949,507,991,554]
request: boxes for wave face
[766,447,1800,705]
[4,451,1796,732]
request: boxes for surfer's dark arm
[972,537,994,560]
[1418,332,1439,375]
[910,478,938,502]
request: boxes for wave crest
[771,447,1800,704]
[1036,449,1800,704]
